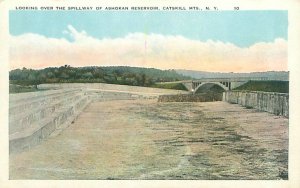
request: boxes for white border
[1,0,300,187]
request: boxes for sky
[9,10,288,72]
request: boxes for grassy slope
[233,81,289,93]
[151,83,188,91]
[9,84,47,93]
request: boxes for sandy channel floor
[9,99,288,180]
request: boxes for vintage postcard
[0,0,300,187]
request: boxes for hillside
[9,66,191,88]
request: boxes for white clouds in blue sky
[10,24,287,72]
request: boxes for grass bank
[9,84,47,94]
[151,83,188,91]
[234,81,289,93]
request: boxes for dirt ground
[9,99,288,180]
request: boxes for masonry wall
[158,93,222,102]
[223,91,289,117]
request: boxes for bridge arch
[194,82,229,93]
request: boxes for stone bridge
[159,77,271,93]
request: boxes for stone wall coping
[224,90,289,96]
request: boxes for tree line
[9,65,191,87]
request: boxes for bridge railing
[157,76,288,85]
[191,77,270,82]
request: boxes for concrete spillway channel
[9,89,92,153]
[9,84,288,179]
[9,84,183,154]
[9,86,289,155]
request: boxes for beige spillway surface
[10,100,288,180]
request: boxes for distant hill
[9,66,191,87]
[176,69,289,81]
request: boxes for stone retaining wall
[223,91,289,117]
[158,93,222,102]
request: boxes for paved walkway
[10,100,288,179]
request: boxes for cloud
[10,25,287,72]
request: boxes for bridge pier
[182,82,193,92]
